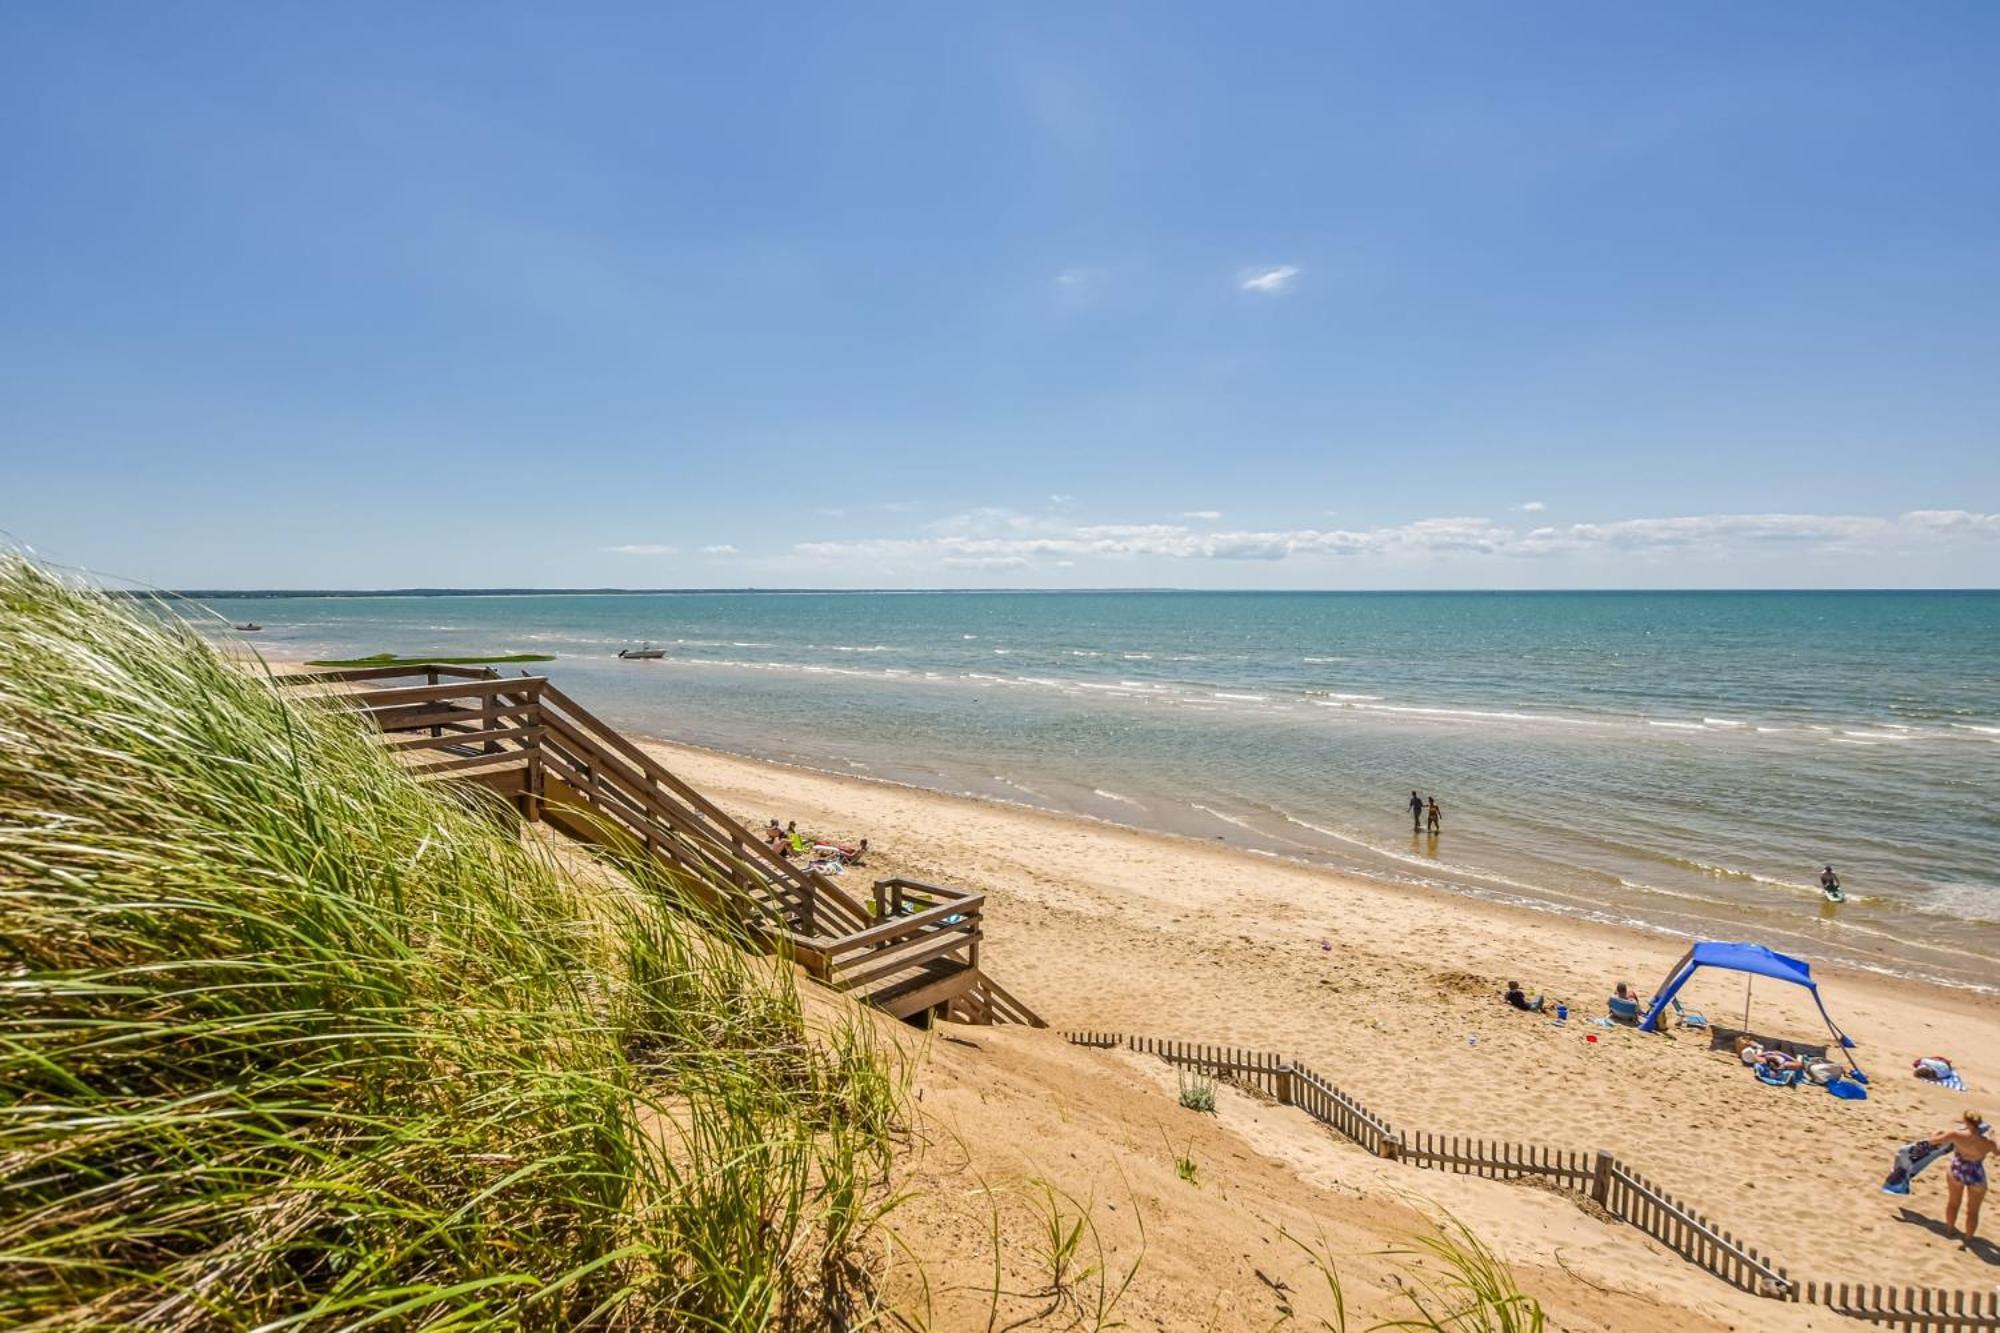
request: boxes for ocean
[201,589,2000,989]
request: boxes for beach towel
[1882,1138,1954,1194]
[1754,1063,1801,1088]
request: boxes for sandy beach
[638,733,2000,1291]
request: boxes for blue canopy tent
[1639,941,1862,1074]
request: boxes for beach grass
[0,555,898,1330]
[304,651,557,666]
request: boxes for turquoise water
[205,590,2000,987]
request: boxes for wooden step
[864,960,981,1020]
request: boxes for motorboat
[616,643,666,660]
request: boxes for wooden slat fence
[1800,1282,2000,1331]
[1061,1031,1994,1330]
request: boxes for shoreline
[634,726,2000,1010]
[633,725,2000,997]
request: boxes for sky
[2,3,1997,590]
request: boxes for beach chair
[1607,994,1642,1024]
[1671,996,1708,1028]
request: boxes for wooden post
[522,696,544,822]
[1591,1151,1615,1208]
[426,667,441,738]
[1275,1063,1295,1106]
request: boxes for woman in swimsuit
[1932,1111,1995,1244]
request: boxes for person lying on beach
[810,836,869,866]
[1915,1056,1964,1087]
[1930,1111,1994,1243]
[1503,981,1545,1013]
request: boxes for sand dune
[648,735,2000,1292]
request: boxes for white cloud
[792,509,2000,569]
[1180,510,1223,521]
[1240,265,1300,294]
[700,544,739,556]
[1055,267,1103,288]
[603,543,678,556]
[1517,500,1547,513]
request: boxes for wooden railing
[278,665,1039,1025]
[792,880,983,1000]
[1061,1032,1999,1329]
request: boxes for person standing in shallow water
[1426,797,1442,834]
[1408,790,1425,832]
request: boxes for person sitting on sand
[1931,1111,1994,1244]
[1504,980,1545,1013]
[1607,981,1643,1023]
[1425,796,1441,834]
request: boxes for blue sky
[3,3,1997,589]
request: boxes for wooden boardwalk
[279,664,1041,1027]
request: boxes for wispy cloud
[1517,500,1547,513]
[1180,510,1223,521]
[1240,265,1299,294]
[1055,267,1103,288]
[793,509,2000,568]
[603,543,678,556]
[700,544,738,556]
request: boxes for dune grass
[0,556,901,1330]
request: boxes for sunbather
[1607,981,1643,1024]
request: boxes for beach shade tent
[1639,941,1862,1069]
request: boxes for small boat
[236,622,263,632]
[617,643,665,660]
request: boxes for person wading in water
[1426,796,1442,834]
[1408,790,1425,832]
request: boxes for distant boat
[236,622,263,632]
[617,643,665,660]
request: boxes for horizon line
[147,585,2000,598]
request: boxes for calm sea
[200,590,2000,989]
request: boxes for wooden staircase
[277,664,1042,1027]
